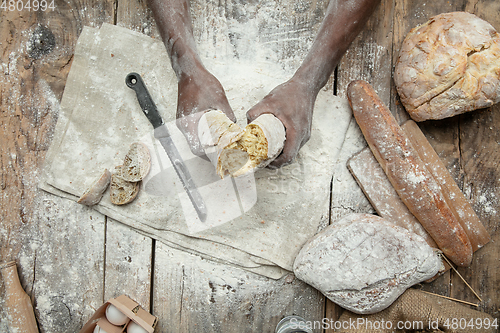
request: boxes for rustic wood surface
[1,0,499,332]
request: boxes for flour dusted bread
[293,213,441,314]
[198,110,285,178]
[198,110,247,176]
[347,80,473,267]
[77,169,111,206]
[394,12,500,121]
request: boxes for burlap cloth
[335,289,496,333]
[39,24,352,279]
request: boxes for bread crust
[77,169,112,206]
[394,12,500,121]
[347,80,473,267]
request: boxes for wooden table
[1,0,499,332]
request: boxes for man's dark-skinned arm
[147,0,235,156]
[247,0,381,167]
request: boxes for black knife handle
[126,72,164,128]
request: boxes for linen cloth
[40,24,352,279]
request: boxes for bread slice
[120,142,151,182]
[77,169,112,206]
[110,167,140,205]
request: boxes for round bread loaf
[394,12,500,121]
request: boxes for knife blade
[126,72,207,222]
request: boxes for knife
[126,72,207,222]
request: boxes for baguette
[347,80,472,267]
[401,120,491,251]
[347,149,438,248]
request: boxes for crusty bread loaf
[347,80,473,267]
[77,169,111,206]
[110,167,140,205]
[120,142,151,182]
[394,12,500,121]
[293,213,441,314]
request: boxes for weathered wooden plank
[390,0,470,298]
[104,219,153,309]
[459,1,500,316]
[30,198,106,332]
[326,0,394,327]
[452,107,500,314]
[336,0,394,104]
[0,2,115,331]
[152,241,325,333]
[116,0,159,37]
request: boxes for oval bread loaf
[394,12,500,121]
[293,213,441,314]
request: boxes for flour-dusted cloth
[40,24,352,279]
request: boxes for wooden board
[1,0,499,332]
[0,2,115,332]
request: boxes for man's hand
[246,78,316,167]
[247,0,380,167]
[176,65,235,156]
[147,0,235,156]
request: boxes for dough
[394,12,500,121]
